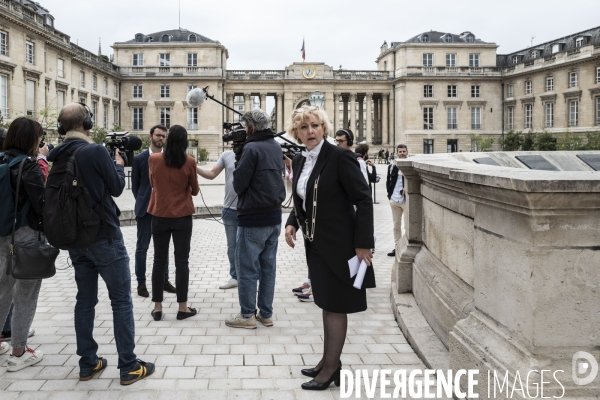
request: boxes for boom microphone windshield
[186,87,207,108]
[121,135,142,151]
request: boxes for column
[382,93,389,145]
[358,95,364,141]
[276,93,283,132]
[226,93,233,123]
[373,95,380,143]
[366,93,373,143]
[260,93,267,112]
[325,91,334,124]
[244,94,251,112]
[342,96,348,129]
[333,93,340,132]
[349,94,356,136]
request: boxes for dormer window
[443,35,452,43]
[531,51,538,59]
[512,56,519,64]
[552,43,561,53]
[466,34,474,43]
[135,34,144,43]
[161,35,170,43]
[575,37,584,47]
[189,34,197,42]
[421,34,430,43]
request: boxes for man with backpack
[46,103,155,385]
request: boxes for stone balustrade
[393,151,600,398]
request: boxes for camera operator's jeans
[222,208,238,280]
[69,237,137,377]
[135,212,169,284]
[235,224,280,319]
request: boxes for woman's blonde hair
[285,105,332,145]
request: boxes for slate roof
[390,31,488,47]
[496,26,600,67]
[119,29,217,44]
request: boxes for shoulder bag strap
[10,157,29,253]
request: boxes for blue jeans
[235,224,280,318]
[135,213,169,283]
[69,237,137,377]
[222,208,238,280]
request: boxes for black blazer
[286,140,375,288]
[132,149,152,217]
[386,164,404,200]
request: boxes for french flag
[301,38,305,61]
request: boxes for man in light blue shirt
[197,151,239,289]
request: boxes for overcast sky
[41,0,600,71]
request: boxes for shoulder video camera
[103,132,142,167]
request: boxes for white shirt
[391,168,405,203]
[148,147,163,155]
[358,159,369,185]
[297,139,325,212]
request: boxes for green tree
[556,130,585,150]
[500,130,523,151]
[522,131,536,151]
[584,131,600,150]
[469,133,494,151]
[534,131,557,151]
[198,147,209,162]
[90,126,107,144]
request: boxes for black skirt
[306,247,368,314]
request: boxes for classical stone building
[1,0,599,158]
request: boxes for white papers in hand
[348,256,368,289]
[348,256,360,278]
[353,260,368,289]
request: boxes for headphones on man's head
[336,129,354,146]
[57,102,94,135]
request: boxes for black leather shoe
[177,307,197,320]
[151,310,162,321]
[301,366,341,390]
[164,281,176,293]
[387,249,395,257]
[137,283,149,297]
[301,361,341,378]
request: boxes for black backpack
[44,143,111,250]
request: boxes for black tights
[314,310,347,383]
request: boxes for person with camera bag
[225,109,285,329]
[0,117,46,371]
[46,103,155,385]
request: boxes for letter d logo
[572,351,598,386]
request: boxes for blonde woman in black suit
[284,105,375,391]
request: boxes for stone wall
[394,152,600,398]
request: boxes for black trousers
[151,215,193,303]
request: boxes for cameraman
[47,103,154,384]
[226,110,285,329]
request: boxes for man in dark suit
[131,125,175,297]
[386,144,408,257]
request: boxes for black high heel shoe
[301,360,342,378]
[301,365,341,390]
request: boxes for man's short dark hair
[150,125,168,135]
[397,144,407,150]
[355,143,369,157]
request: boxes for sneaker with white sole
[7,347,43,371]
[297,292,314,302]
[0,342,10,355]
[256,312,273,327]
[292,281,310,294]
[219,278,238,289]
[0,329,35,343]
[225,314,257,329]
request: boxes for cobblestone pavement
[0,162,438,399]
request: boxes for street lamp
[309,90,325,109]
